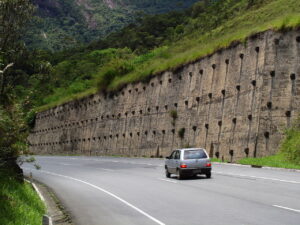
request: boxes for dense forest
[25,0,199,51]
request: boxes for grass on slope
[38,0,300,111]
[108,0,300,90]
[238,154,300,170]
[0,169,45,225]
[280,127,300,164]
[239,118,300,169]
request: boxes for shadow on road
[169,175,212,180]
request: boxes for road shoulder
[32,179,74,225]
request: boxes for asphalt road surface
[22,156,300,225]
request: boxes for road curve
[22,156,300,225]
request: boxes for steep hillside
[25,0,198,51]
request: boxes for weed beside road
[0,169,45,225]
[238,154,300,170]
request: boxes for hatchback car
[165,148,211,179]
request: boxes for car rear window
[183,149,207,159]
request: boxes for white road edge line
[28,169,165,225]
[214,172,300,184]
[25,179,53,225]
[273,205,300,213]
[158,178,177,184]
[25,179,45,202]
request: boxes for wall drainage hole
[267,102,272,109]
[285,111,291,117]
[290,73,296,80]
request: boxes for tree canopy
[0,0,35,171]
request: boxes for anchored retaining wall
[29,30,300,161]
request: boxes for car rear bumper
[180,168,211,175]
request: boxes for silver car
[165,148,212,179]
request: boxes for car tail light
[206,163,211,167]
[180,164,187,168]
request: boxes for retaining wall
[29,30,300,161]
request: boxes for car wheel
[165,167,171,178]
[177,169,184,180]
[206,172,211,178]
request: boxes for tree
[0,0,35,177]
[0,0,35,58]
[0,104,28,180]
[0,0,35,102]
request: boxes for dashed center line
[102,169,114,172]
[60,163,73,166]
[273,205,300,213]
[158,178,177,184]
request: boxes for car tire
[165,167,171,178]
[206,172,211,178]
[177,169,184,180]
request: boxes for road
[22,156,300,225]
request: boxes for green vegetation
[210,158,227,163]
[25,0,198,51]
[0,0,35,162]
[169,110,178,120]
[280,118,300,165]
[0,105,29,161]
[0,2,45,223]
[0,169,45,225]
[239,117,300,169]
[106,0,300,92]
[25,0,300,112]
[238,154,300,170]
[0,0,36,171]
[169,110,178,126]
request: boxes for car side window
[174,151,180,160]
[170,151,176,159]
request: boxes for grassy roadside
[236,120,299,170]
[0,169,45,225]
[238,154,300,170]
[210,158,228,163]
[211,155,300,170]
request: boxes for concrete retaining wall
[29,30,300,161]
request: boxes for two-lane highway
[22,156,300,225]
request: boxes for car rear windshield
[183,149,207,159]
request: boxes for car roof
[177,148,206,151]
